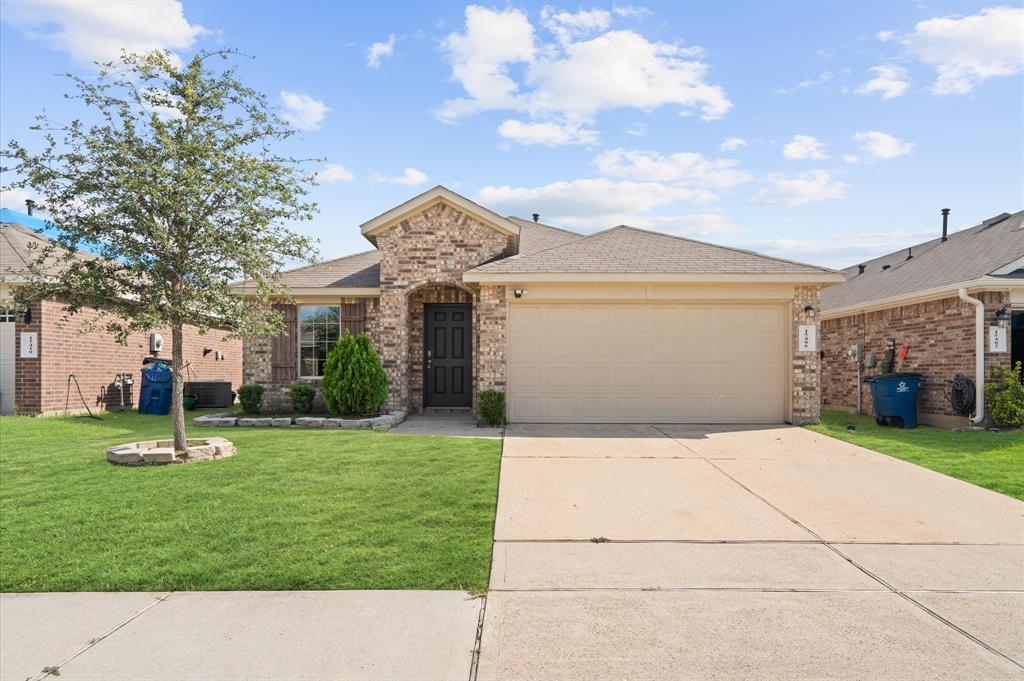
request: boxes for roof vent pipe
[532,213,540,223]
[25,199,36,216]
[941,208,950,242]
[857,264,866,275]
[906,247,913,261]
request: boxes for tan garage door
[507,303,788,423]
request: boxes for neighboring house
[0,208,241,415]
[820,210,1024,427]
[237,186,843,424]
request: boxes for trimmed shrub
[478,389,505,426]
[322,330,389,416]
[237,384,264,414]
[986,362,1024,427]
[289,384,316,414]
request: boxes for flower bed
[194,410,407,430]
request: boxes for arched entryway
[406,282,477,413]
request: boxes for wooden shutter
[270,303,297,381]
[340,301,366,336]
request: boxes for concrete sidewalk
[478,423,1024,681]
[1,591,482,681]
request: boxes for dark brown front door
[424,304,472,408]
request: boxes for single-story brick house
[238,186,844,424]
[0,208,241,415]
[820,209,1024,427]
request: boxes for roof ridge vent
[981,212,1012,228]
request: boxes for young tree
[2,50,318,451]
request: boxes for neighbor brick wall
[242,297,379,412]
[14,298,242,415]
[790,285,822,425]
[820,291,1011,425]
[375,201,516,412]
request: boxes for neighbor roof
[1,216,100,280]
[821,210,1024,314]
[466,225,838,277]
[236,250,381,290]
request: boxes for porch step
[422,407,471,415]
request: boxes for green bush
[986,362,1024,427]
[321,330,389,416]
[288,384,316,413]
[478,389,505,426]
[237,384,264,414]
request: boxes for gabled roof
[360,185,520,245]
[235,250,381,292]
[465,225,841,282]
[821,210,1024,314]
[508,216,583,254]
[1,216,100,281]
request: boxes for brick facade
[375,201,516,412]
[820,291,1011,426]
[12,298,241,415]
[241,297,379,412]
[790,285,822,425]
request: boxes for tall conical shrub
[321,330,389,416]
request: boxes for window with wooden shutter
[340,301,366,336]
[270,303,297,382]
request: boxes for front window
[299,305,339,377]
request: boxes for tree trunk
[171,324,187,452]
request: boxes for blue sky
[1,1,1021,269]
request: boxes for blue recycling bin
[864,373,922,428]
[138,362,173,415]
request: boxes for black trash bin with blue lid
[864,373,922,428]
[139,362,173,415]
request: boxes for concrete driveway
[479,424,1024,681]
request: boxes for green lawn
[0,410,502,592]
[808,411,1024,501]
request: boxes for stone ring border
[193,411,407,431]
[107,437,236,466]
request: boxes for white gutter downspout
[958,288,985,424]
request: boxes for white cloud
[903,6,1024,94]
[625,122,647,136]
[612,5,654,19]
[437,5,731,145]
[876,30,896,42]
[317,164,354,183]
[720,136,747,151]
[497,119,599,145]
[843,154,860,164]
[372,167,429,186]
[366,34,396,68]
[593,148,752,189]
[0,187,36,211]
[856,65,910,99]
[280,91,329,131]
[751,170,847,206]
[2,0,205,66]
[541,6,611,46]
[854,131,914,159]
[478,179,702,218]
[783,135,829,160]
[775,71,832,94]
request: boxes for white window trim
[297,304,341,379]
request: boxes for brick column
[791,285,822,425]
[476,284,507,395]
[378,286,408,411]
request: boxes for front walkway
[477,424,1024,681]
[1,591,481,681]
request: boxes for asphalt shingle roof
[247,250,381,289]
[508,217,583,254]
[469,225,836,275]
[821,210,1024,312]
[1,220,99,278]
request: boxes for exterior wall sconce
[21,307,32,324]
[803,304,816,318]
[513,289,527,299]
[995,306,1011,328]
